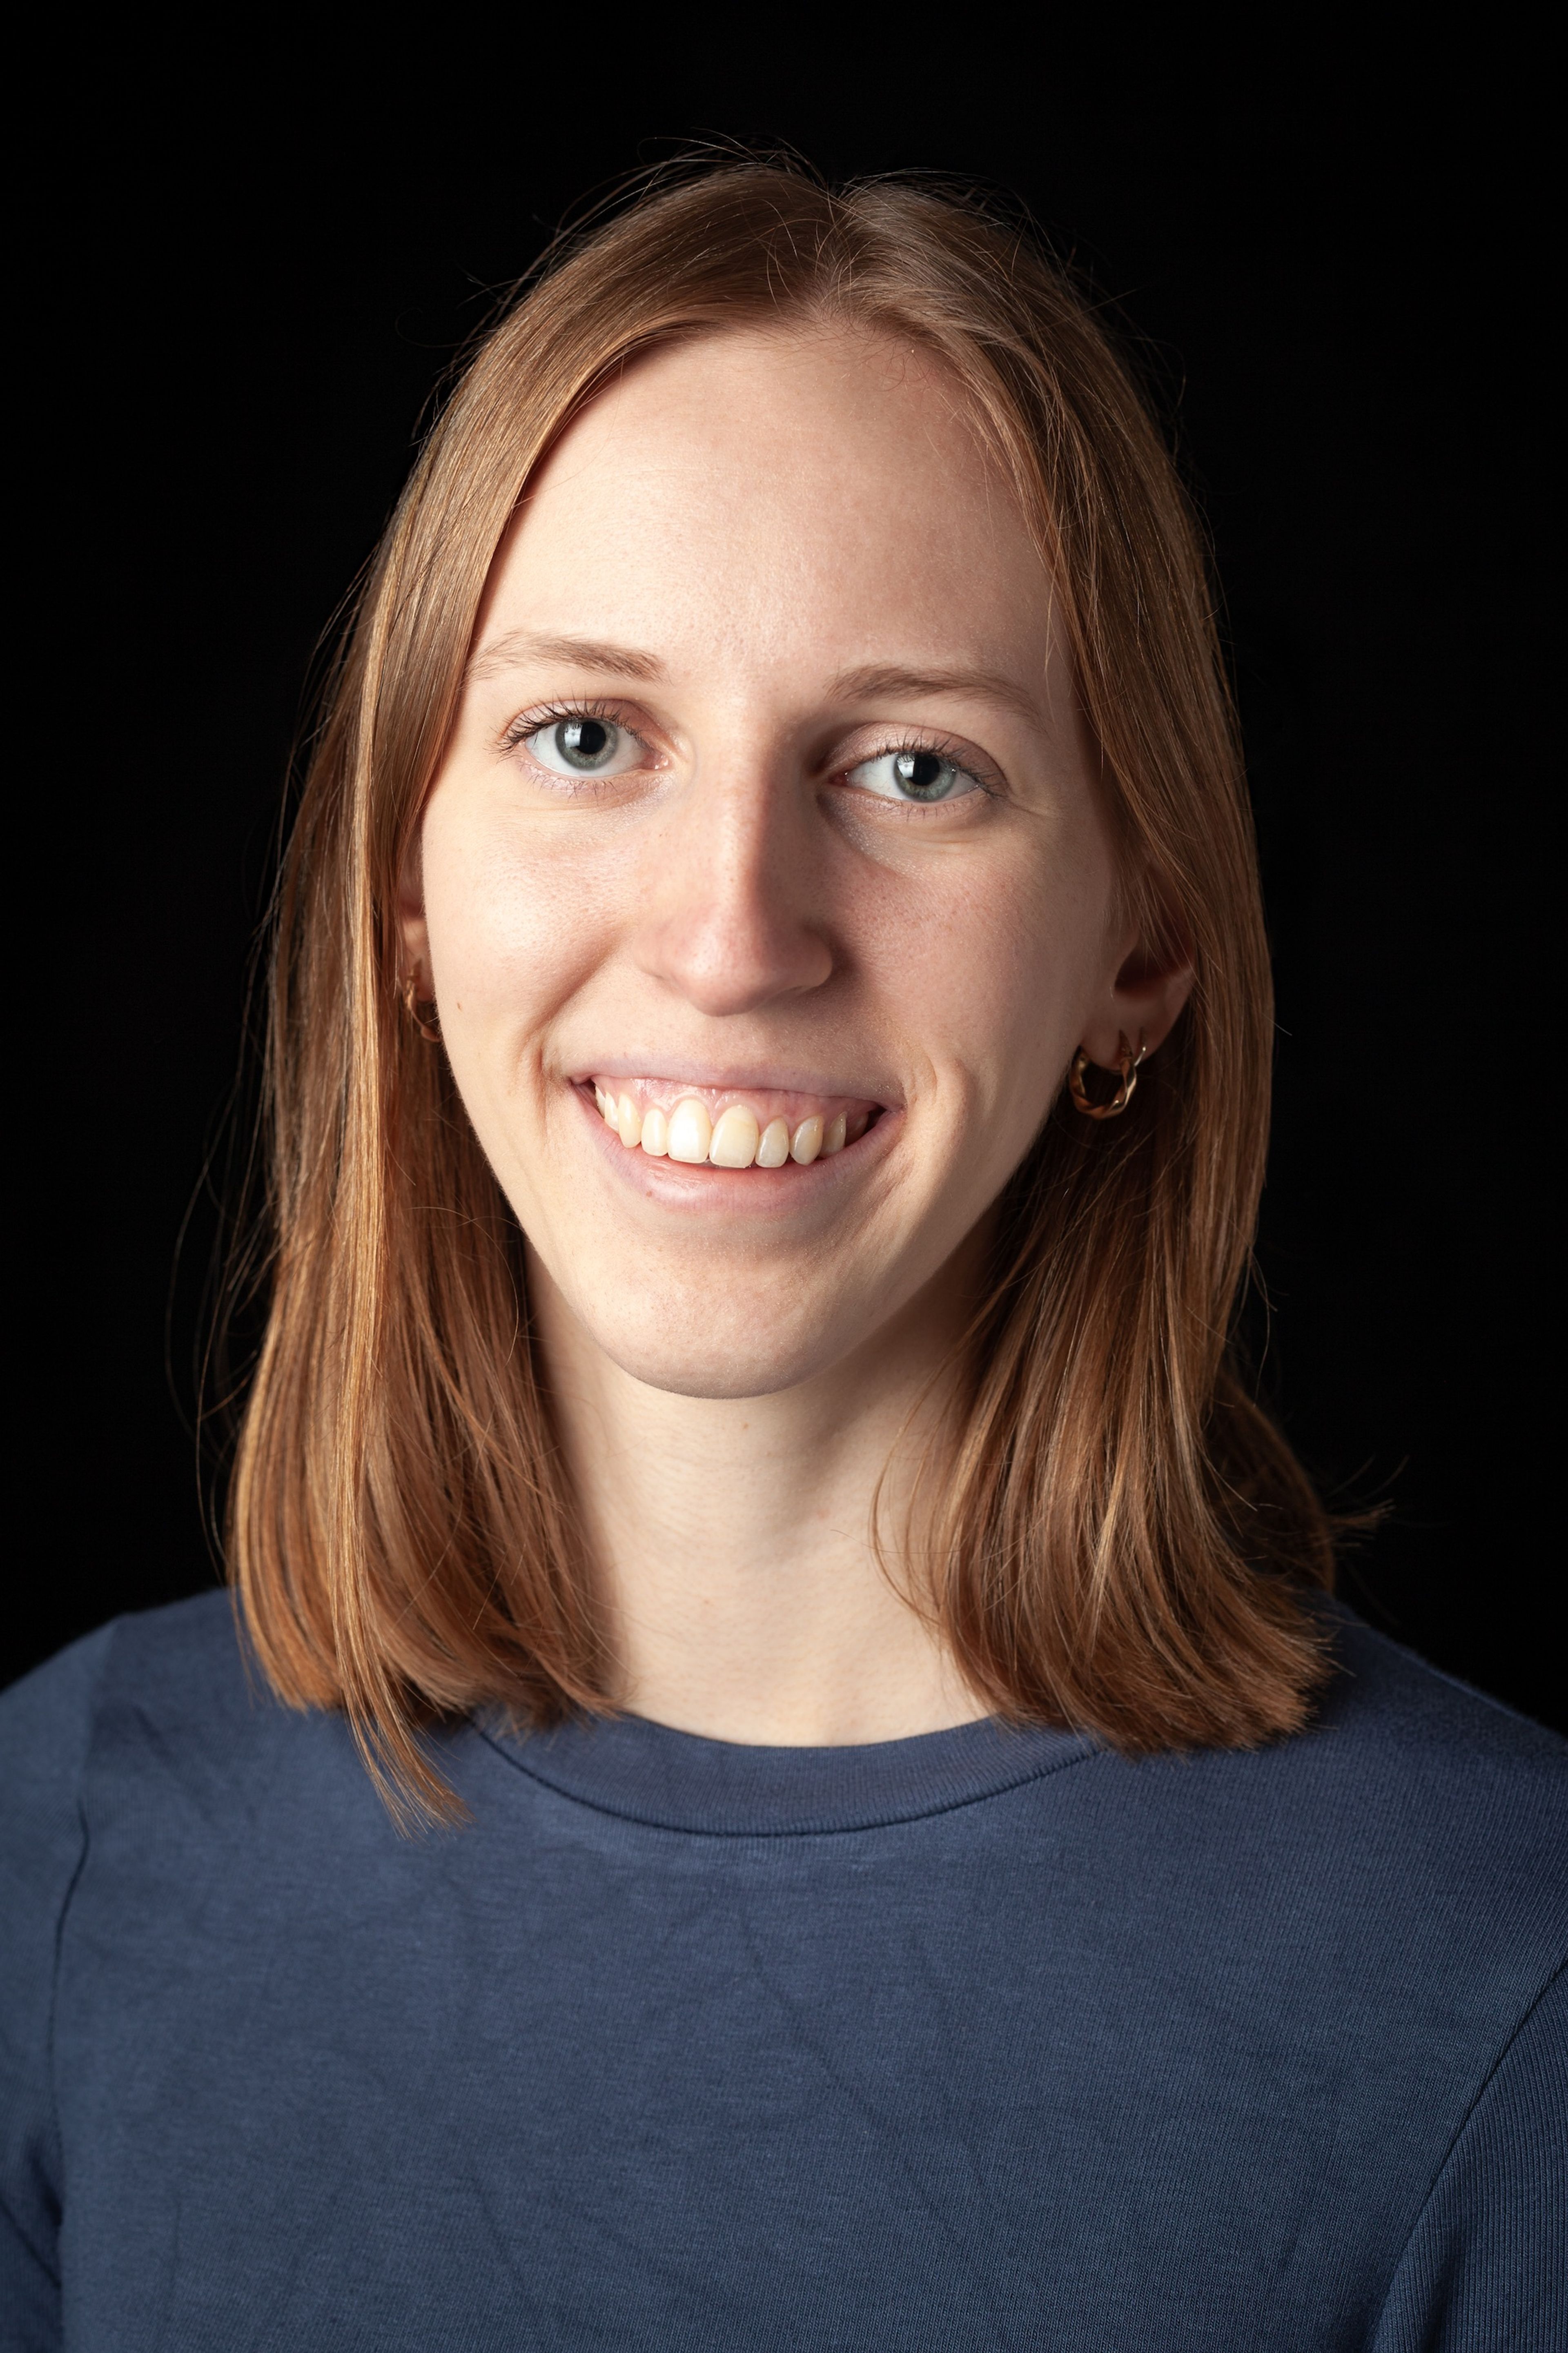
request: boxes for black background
[11,29,1557,1726]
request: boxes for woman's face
[411,328,1180,1400]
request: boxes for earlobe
[396,835,431,982]
[399,906,431,977]
[1080,933,1194,1075]
[393,837,441,1041]
[1118,898,1194,1047]
[400,968,443,1046]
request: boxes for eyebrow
[827,662,1045,726]
[463,637,1045,725]
[464,630,667,685]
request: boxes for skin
[403,327,1191,1743]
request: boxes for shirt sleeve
[1370,1963,1568,2353]
[0,1625,116,2353]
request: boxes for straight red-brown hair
[228,160,1334,1819]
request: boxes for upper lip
[569,1059,900,1109]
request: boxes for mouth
[578,1075,889,1171]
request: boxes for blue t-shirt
[1,1592,1564,2350]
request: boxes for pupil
[895,750,949,799]
[560,718,612,767]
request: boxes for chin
[579,1287,861,1402]
[613,1356,817,1403]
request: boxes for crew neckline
[476,1708,1095,1836]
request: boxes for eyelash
[501,698,644,755]
[849,732,994,804]
[501,706,997,807]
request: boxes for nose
[633,760,835,1016]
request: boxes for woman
[3,163,1561,2350]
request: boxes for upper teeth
[591,1085,855,1169]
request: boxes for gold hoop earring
[1069,1031,1147,1119]
[400,970,442,1046]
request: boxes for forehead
[484,327,1056,681]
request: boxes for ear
[396,828,431,989]
[1080,916,1195,1071]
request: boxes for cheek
[420,791,602,1032]
[861,833,1111,1130]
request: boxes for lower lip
[572,1084,901,1210]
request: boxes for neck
[528,1246,988,1746]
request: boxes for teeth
[667,1097,713,1164]
[757,1117,791,1168]
[709,1106,760,1168]
[592,1084,875,1169]
[616,1093,643,1149]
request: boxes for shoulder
[1310,1600,1567,1815]
[1308,1623,1568,2350]
[0,1596,254,2303]
[0,1615,121,1851]
[1,1589,262,1791]
[1312,1604,1566,1975]
[2,1594,361,2126]
[1223,1602,1568,1930]
[1083,1600,1568,1888]
[1326,1598,1564,1747]
[1063,1601,1567,2082]
[1185,1603,1568,2092]
[0,1592,327,1921]
[1,1591,263,1921]
[1,1618,123,2063]
[1370,1959,1567,2348]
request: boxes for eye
[522,715,641,777]
[846,748,982,804]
